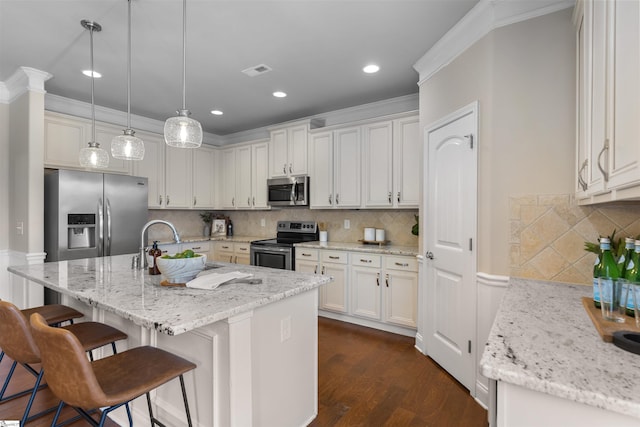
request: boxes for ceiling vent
[241,64,273,77]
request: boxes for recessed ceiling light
[82,69,102,78]
[273,91,287,98]
[363,64,380,74]
[211,110,223,116]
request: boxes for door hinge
[465,134,474,149]
[469,238,473,251]
[468,340,472,353]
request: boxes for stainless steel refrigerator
[44,169,148,262]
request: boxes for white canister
[319,230,328,242]
[375,229,385,242]
[364,228,375,241]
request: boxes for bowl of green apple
[156,249,207,284]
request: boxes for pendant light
[111,0,144,160]
[78,20,109,169]
[164,0,202,148]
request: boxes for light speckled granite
[8,255,330,336]
[481,278,640,419]
[294,241,418,256]
[152,235,268,245]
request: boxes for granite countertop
[154,235,268,245]
[295,241,419,257]
[8,255,329,336]
[480,278,640,419]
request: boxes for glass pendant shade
[164,109,203,148]
[79,142,110,168]
[112,129,145,160]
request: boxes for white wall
[0,102,9,251]
[419,8,575,275]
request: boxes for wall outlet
[344,219,350,229]
[280,316,291,342]
[261,218,266,227]
[16,221,24,235]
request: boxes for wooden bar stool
[0,301,128,425]
[30,312,197,427]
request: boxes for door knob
[425,251,434,260]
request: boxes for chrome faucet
[139,220,181,270]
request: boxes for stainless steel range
[250,221,319,270]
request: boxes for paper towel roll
[364,227,375,241]
[375,229,385,241]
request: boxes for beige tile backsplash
[148,209,419,247]
[510,194,640,284]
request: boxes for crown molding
[413,0,575,85]
[0,67,53,104]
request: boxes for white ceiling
[0,0,479,136]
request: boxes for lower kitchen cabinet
[295,247,418,335]
[213,241,250,265]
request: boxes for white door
[424,102,477,391]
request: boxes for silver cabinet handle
[238,247,248,251]
[385,274,389,287]
[230,255,234,263]
[329,194,332,205]
[193,196,197,206]
[314,265,318,274]
[376,272,380,287]
[283,164,287,174]
[191,246,201,250]
[388,192,392,204]
[597,139,609,182]
[395,262,409,267]
[578,159,588,191]
[329,255,339,260]
[289,163,292,173]
[105,198,112,256]
[360,258,372,263]
[336,194,339,205]
[232,197,235,207]
[166,195,170,206]
[247,197,251,206]
[302,253,312,257]
[397,192,400,203]
[222,245,230,249]
[159,195,163,206]
[252,196,255,206]
[321,266,326,275]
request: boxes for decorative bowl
[156,254,207,284]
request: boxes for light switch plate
[344,219,350,229]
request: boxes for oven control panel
[277,221,317,233]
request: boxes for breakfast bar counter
[9,254,331,427]
[480,278,640,426]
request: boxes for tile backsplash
[510,194,640,285]
[148,209,419,247]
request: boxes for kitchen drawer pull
[192,246,201,250]
[222,245,230,249]
[283,164,287,174]
[302,253,312,257]
[328,255,340,260]
[397,192,400,203]
[321,266,326,275]
[230,255,234,263]
[159,195,163,205]
[376,273,380,287]
[385,274,389,287]
[238,247,247,251]
[232,197,235,207]
[388,192,392,203]
[314,265,318,274]
[394,262,409,267]
[166,195,170,205]
[360,258,372,263]
[247,197,251,206]
[328,194,332,205]
[252,196,255,206]
[289,163,292,173]
[336,194,339,205]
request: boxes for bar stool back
[30,312,196,427]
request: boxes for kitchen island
[8,254,331,427]
[481,278,640,427]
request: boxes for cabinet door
[220,148,236,209]
[334,127,361,208]
[44,112,87,169]
[351,266,382,320]
[575,2,590,198]
[609,0,640,189]
[213,242,234,263]
[182,241,212,260]
[309,132,334,208]
[235,145,253,209]
[288,125,308,176]
[94,123,133,175]
[394,116,420,207]
[384,269,418,328]
[269,129,288,178]
[363,121,393,207]
[164,145,192,208]
[234,243,251,265]
[320,263,348,313]
[192,146,216,208]
[296,260,318,275]
[133,132,165,208]
[252,142,269,208]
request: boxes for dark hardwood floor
[310,317,488,427]
[0,318,487,426]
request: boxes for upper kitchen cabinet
[132,131,165,208]
[362,115,419,209]
[219,141,270,210]
[575,0,640,204]
[268,119,323,179]
[309,127,361,209]
[192,144,217,209]
[44,111,132,175]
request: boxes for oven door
[250,245,294,270]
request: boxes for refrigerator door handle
[105,198,112,256]
[97,198,104,257]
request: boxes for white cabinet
[181,241,213,260]
[213,241,250,265]
[269,122,309,178]
[362,116,419,208]
[133,132,165,208]
[219,141,270,210]
[309,127,361,209]
[44,111,131,174]
[164,145,192,208]
[192,145,216,209]
[319,251,349,313]
[296,248,320,275]
[350,254,382,320]
[575,0,640,203]
[383,256,418,328]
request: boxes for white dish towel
[186,271,253,290]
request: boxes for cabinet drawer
[385,256,418,272]
[296,248,319,261]
[182,241,211,254]
[235,243,250,254]
[321,250,348,264]
[351,254,381,268]
[216,242,234,254]
[158,243,181,255]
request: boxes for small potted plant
[200,212,214,237]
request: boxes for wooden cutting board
[160,280,185,287]
[582,297,640,342]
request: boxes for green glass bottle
[595,237,620,309]
[593,251,602,308]
[618,238,635,278]
[624,240,640,315]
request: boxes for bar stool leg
[21,368,45,426]
[179,375,193,427]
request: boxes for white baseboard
[318,310,416,337]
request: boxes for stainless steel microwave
[267,176,309,206]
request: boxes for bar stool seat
[30,313,196,427]
[20,303,84,326]
[0,301,128,425]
